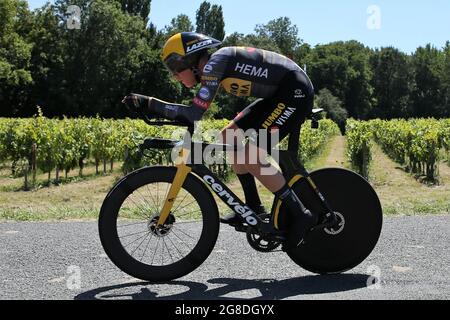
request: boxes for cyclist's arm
[123,52,228,125]
[149,97,204,125]
[122,94,203,124]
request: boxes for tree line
[1,0,449,121]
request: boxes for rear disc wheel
[284,168,383,274]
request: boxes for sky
[27,0,450,54]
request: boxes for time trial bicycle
[98,106,382,282]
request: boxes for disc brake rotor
[323,212,345,235]
[148,214,176,237]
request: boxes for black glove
[122,93,150,113]
[122,93,205,125]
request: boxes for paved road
[0,215,449,300]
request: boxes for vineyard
[0,113,340,190]
[1,115,449,220]
[346,118,450,182]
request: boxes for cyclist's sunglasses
[164,54,191,75]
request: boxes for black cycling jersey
[194,46,302,109]
[146,46,313,128]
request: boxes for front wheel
[284,168,383,274]
[99,166,220,282]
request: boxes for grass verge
[1,138,448,221]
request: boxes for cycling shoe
[286,209,319,247]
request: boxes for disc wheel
[283,168,383,274]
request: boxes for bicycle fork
[156,147,191,226]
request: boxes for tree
[255,17,301,57]
[195,1,210,34]
[195,1,225,40]
[441,41,450,117]
[343,41,374,120]
[25,3,66,117]
[222,32,281,53]
[293,43,312,69]
[315,88,348,134]
[370,47,412,119]
[0,0,33,116]
[221,32,244,47]
[411,44,445,118]
[50,0,179,117]
[164,14,194,37]
[118,0,151,22]
[306,41,374,119]
[306,43,350,103]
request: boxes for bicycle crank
[246,228,282,252]
[245,214,283,252]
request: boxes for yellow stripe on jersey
[220,78,252,97]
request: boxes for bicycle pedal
[311,214,336,231]
[233,224,248,233]
[272,234,287,242]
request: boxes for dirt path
[370,142,449,214]
[324,135,347,168]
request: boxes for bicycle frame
[155,126,338,234]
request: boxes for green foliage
[306,41,374,120]
[195,1,225,41]
[371,118,447,181]
[163,14,194,37]
[346,120,373,179]
[440,118,450,165]
[277,119,340,163]
[369,47,412,119]
[0,0,449,122]
[315,89,348,134]
[0,0,33,116]
[255,17,301,57]
[411,45,447,118]
[0,0,32,86]
[222,32,281,54]
[0,117,340,187]
[118,0,151,22]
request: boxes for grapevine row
[346,118,449,182]
[0,114,339,189]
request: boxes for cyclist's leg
[233,70,318,243]
[221,120,264,212]
[221,120,249,175]
[219,103,269,224]
[221,98,283,192]
[232,70,314,192]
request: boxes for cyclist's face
[174,69,196,88]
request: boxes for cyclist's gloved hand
[122,93,205,125]
[122,93,171,120]
[122,93,151,113]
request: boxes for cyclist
[123,32,318,246]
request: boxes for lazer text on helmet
[186,39,214,53]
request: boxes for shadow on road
[75,273,371,300]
